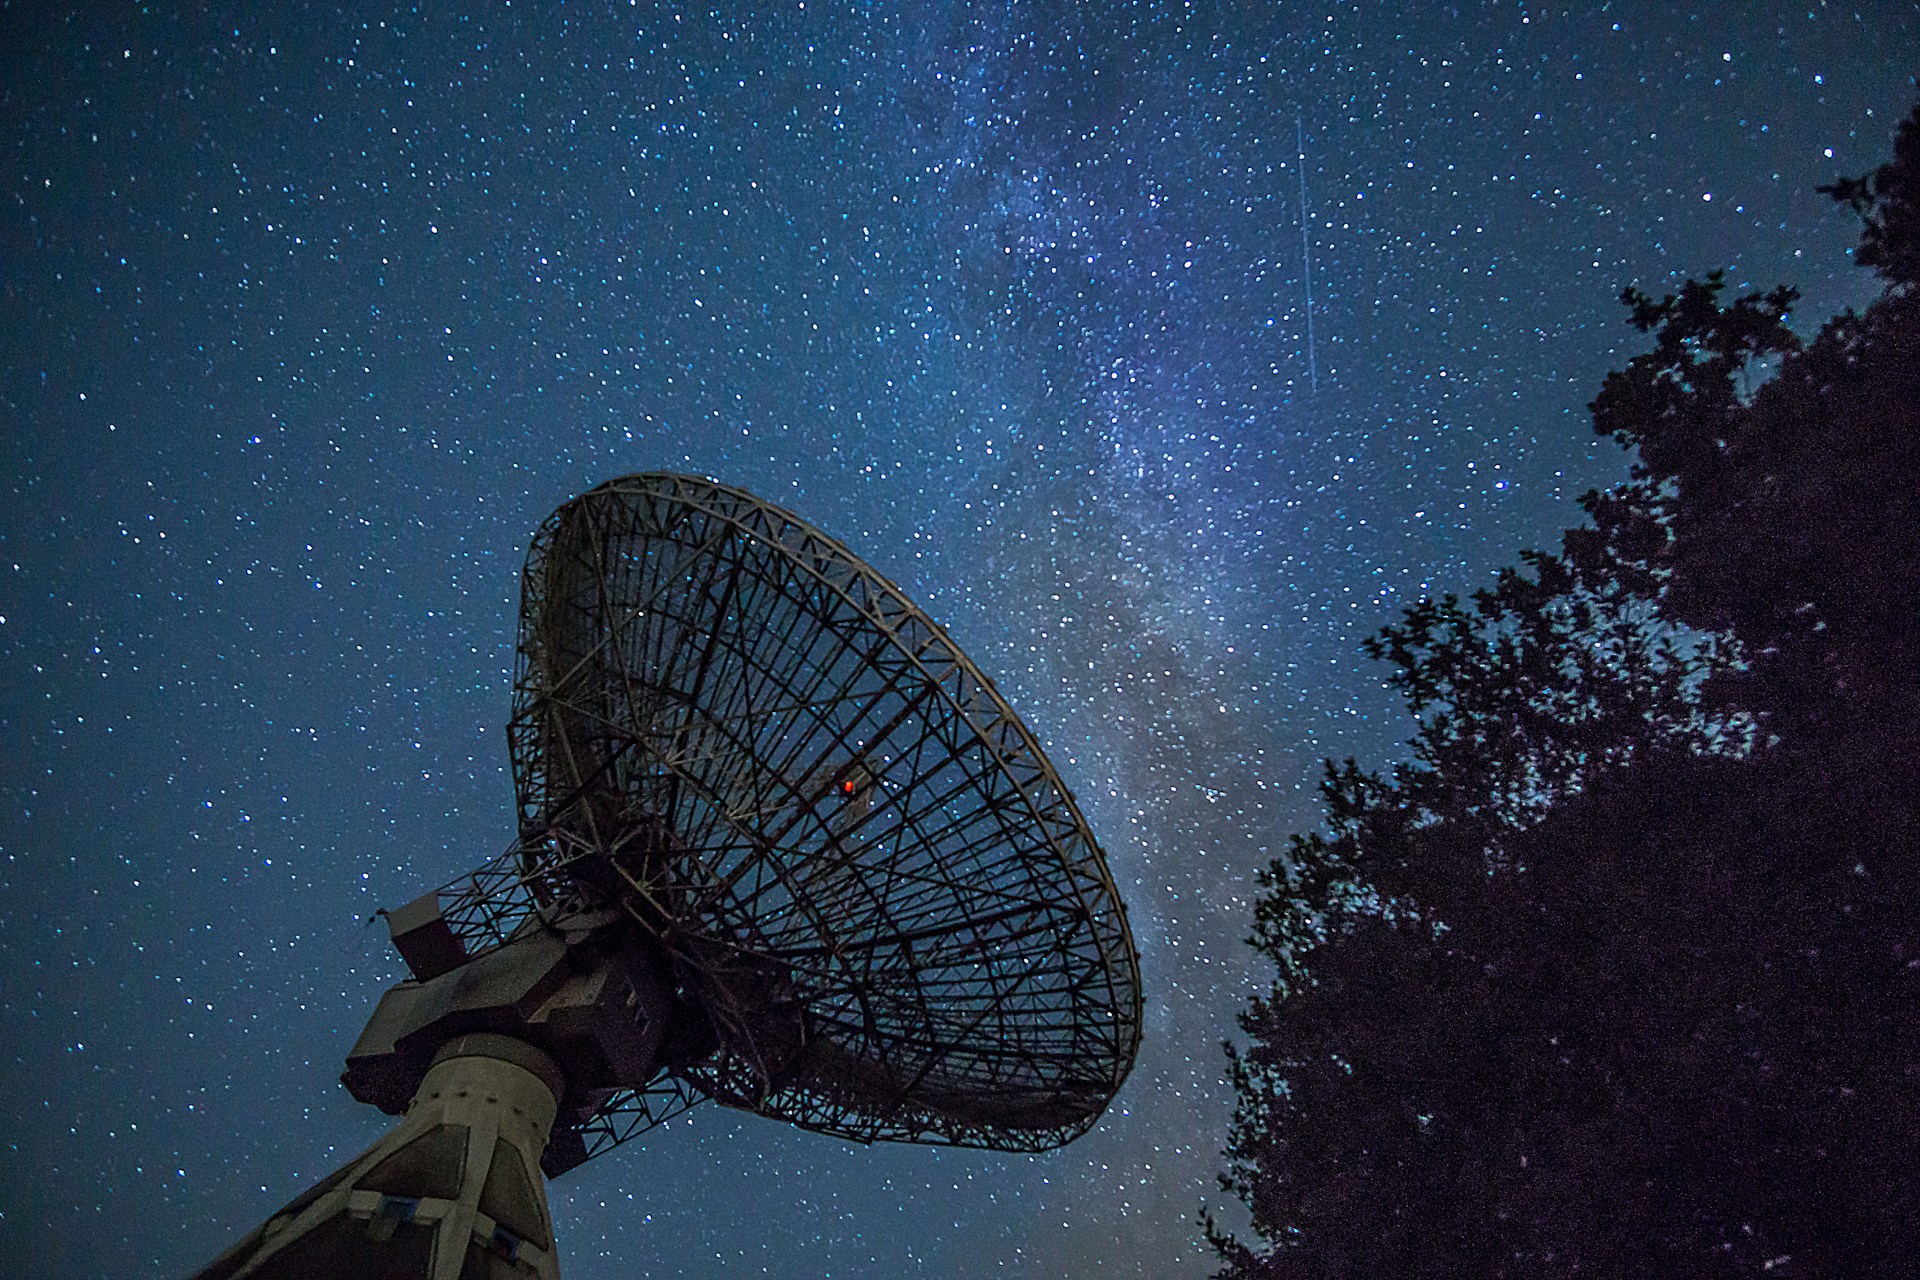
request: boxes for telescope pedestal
[192,1034,565,1280]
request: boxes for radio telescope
[193,473,1142,1278]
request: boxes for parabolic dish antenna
[194,473,1141,1279]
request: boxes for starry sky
[2,3,1915,1277]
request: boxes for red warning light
[841,779,858,795]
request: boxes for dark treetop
[1214,99,1920,1279]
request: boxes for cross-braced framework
[444,472,1141,1161]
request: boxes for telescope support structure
[192,1033,566,1279]
[195,897,676,1279]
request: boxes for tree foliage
[1212,100,1920,1279]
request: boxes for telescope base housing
[191,1034,565,1280]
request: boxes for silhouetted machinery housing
[194,473,1142,1278]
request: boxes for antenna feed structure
[191,474,1142,1280]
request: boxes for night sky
[3,4,1915,1277]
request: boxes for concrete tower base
[193,1034,565,1280]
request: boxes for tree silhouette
[1212,99,1920,1279]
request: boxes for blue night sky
[2,4,1915,1277]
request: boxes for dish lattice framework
[433,473,1141,1162]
